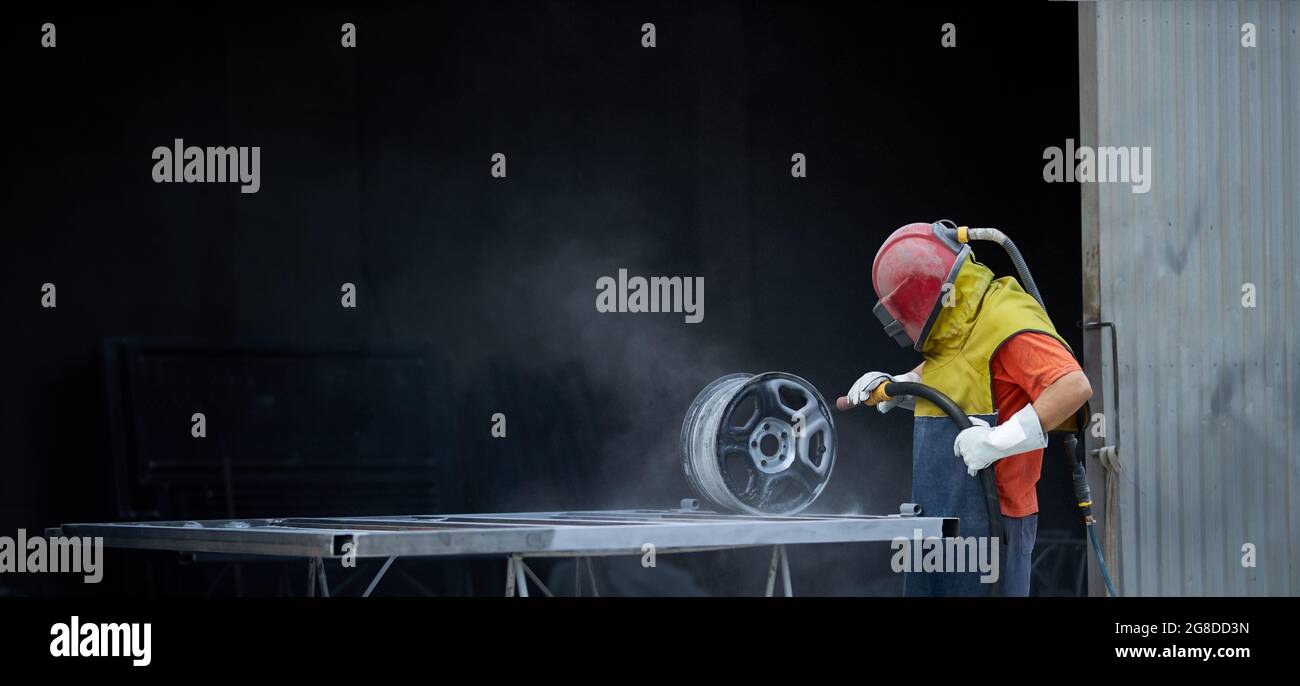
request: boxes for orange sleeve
[991,332,1082,402]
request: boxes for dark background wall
[1,1,1083,595]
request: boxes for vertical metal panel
[1086,0,1298,596]
[1076,2,1109,598]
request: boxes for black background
[1,1,1083,596]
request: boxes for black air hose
[881,380,1005,597]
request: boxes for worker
[844,221,1092,597]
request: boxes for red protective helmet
[871,221,970,349]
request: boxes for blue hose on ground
[1066,433,1120,597]
[1088,523,1119,597]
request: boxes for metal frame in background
[55,508,958,597]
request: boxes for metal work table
[54,508,957,597]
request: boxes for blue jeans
[1001,513,1038,597]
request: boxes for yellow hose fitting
[866,382,893,407]
[957,226,969,243]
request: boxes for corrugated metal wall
[1082,0,1298,596]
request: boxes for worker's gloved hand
[845,370,920,413]
[953,404,1049,476]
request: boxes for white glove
[953,404,1048,476]
[845,370,920,414]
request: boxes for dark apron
[904,413,999,597]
